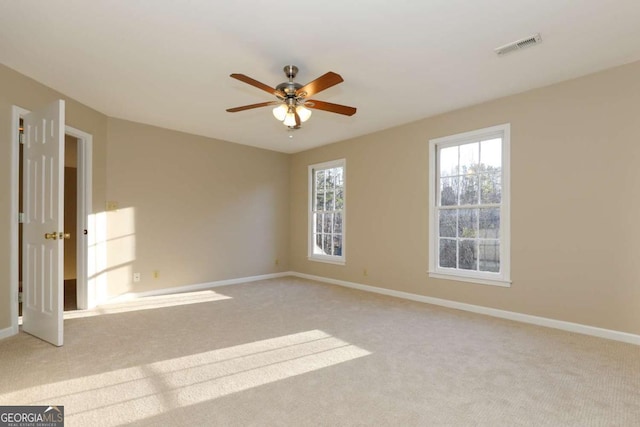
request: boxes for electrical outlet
[106,200,119,211]
[363,268,368,277]
[133,272,141,282]
[275,259,279,266]
[153,270,159,279]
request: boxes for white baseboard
[290,272,640,346]
[0,324,18,340]
[107,271,292,302]
[7,271,635,347]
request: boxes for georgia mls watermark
[0,406,64,427]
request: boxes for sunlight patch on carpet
[1,330,370,426]
[63,290,232,319]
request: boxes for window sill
[308,256,346,266]
[428,271,511,288]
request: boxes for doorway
[63,135,79,311]
[12,104,93,335]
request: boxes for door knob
[44,232,58,240]
[59,232,71,240]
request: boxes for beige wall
[290,60,640,335]
[0,64,289,333]
[2,58,639,337]
[103,118,290,297]
[0,63,108,331]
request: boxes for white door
[22,100,66,346]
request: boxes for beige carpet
[0,277,638,426]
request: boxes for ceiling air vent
[495,33,542,56]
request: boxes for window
[429,124,510,287]
[308,159,346,264]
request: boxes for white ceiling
[1,1,640,153]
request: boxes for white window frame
[308,159,346,265]
[428,124,511,287]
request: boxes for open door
[22,100,65,346]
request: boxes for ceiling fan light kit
[296,105,312,122]
[273,104,312,124]
[227,65,356,130]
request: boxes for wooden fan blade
[305,100,357,116]
[295,72,344,98]
[230,73,285,98]
[226,101,280,112]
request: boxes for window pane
[479,240,500,272]
[480,173,501,204]
[439,209,456,238]
[479,208,500,238]
[458,209,478,238]
[460,142,479,174]
[323,235,333,255]
[481,138,501,170]
[325,168,334,191]
[334,168,344,187]
[325,191,335,211]
[315,214,323,234]
[315,170,324,189]
[460,174,479,205]
[323,213,333,233]
[334,212,343,233]
[335,188,344,209]
[315,192,325,211]
[439,146,458,177]
[439,239,457,268]
[333,235,342,256]
[459,239,477,270]
[314,234,323,253]
[440,177,458,206]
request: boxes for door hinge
[18,292,22,303]
[18,212,25,223]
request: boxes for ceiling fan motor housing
[274,65,304,128]
[276,65,303,97]
[276,81,303,96]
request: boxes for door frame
[65,125,93,310]
[9,104,93,335]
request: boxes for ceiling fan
[226,65,357,129]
